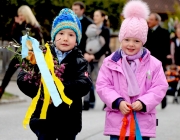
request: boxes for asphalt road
[0,81,180,140]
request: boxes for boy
[17,8,92,140]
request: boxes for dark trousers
[30,118,76,140]
[161,65,167,109]
[161,96,167,109]
[110,135,150,140]
[37,133,76,140]
[1,57,19,89]
[83,62,96,109]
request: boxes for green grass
[2,92,18,99]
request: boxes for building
[133,0,180,21]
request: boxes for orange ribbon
[119,107,135,140]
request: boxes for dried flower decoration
[0,28,66,86]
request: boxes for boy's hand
[132,101,143,111]
[49,98,53,104]
[119,101,131,115]
[40,97,53,104]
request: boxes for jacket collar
[111,48,147,62]
[49,44,82,64]
[151,25,159,31]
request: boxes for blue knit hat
[51,8,82,45]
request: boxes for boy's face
[121,38,143,56]
[54,29,77,52]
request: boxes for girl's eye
[135,40,140,42]
[125,39,129,41]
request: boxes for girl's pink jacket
[96,49,168,137]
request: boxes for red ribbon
[119,107,135,140]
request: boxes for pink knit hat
[119,0,150,45]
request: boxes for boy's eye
[69,34,74,36]
[59,32,63,35]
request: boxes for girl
[96,1,168,140]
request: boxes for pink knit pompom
[123,0,150,19]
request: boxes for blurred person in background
[72,1,94,110]
[72,1,93,54]
[165,25,180,104]
[90,10,111,60]
[0,5,44,99]
[84,10,112,110]
[170,26,180,66]
[144,13,170,109]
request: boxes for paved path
[0,81,180,140]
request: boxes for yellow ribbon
[40,77,50,119]
[45,43,72,106]
[23,85,41,129]
[23,43,73,128]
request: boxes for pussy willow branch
[6,47,22,55]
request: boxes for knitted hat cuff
[51,21,81,44]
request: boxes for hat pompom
[123,0,150,20]
[58,8,75,16]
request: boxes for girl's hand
[119,101,131,115]
[132,101,143,111]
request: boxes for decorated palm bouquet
[2,28,72,128]
[3,30,65,86]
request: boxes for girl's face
[93,11,104,25]
[18,12,26,23]
[121,38,143,56]
[54,29,77,52]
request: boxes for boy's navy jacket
[17,44,92,135]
